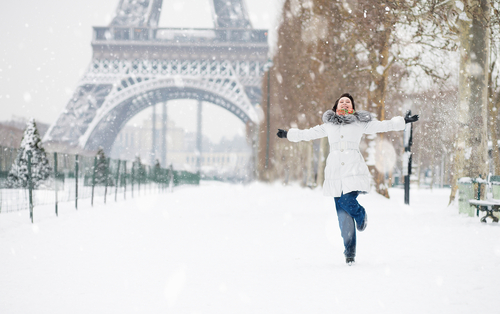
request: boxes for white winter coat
[287,110,406,197]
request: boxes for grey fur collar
[322,110,373,125]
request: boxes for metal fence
[0,146,200,222]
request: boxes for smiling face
[332,93,356,114]
[337,97,353,110]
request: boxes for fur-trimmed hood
[322,109,373,125]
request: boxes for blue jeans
[334,191,366,258]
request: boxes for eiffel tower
[43,0,268,167]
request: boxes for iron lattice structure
[44,0,268,153]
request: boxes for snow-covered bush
[133,155,147,183]
[5,119,51,188]
[94,147,112,186]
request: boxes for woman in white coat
[276,93,419,265]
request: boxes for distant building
[0,124,23,148]
[168,151,252,176]
[110,118,185,164]
[109,115,252,180]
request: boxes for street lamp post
[403,110,414,205]
[264,59,273,169]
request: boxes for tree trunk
[366,25,392,199]
[488,76,500,173]
[430,159,435,191]
[491,94,500,174]
[316,137,329,187]
[416,159,422,189]
[304,141,315,187]
[449,0,490,204]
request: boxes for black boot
[356,212,367,231]
[346,257,355,266]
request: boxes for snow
[458,177,473,183]
[376,65,385,75]
[1,182,499,313]
[455,1,464,11]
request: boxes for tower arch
[81,76,262,152]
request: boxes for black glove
[277,129,288,138]
[404,110,419,123]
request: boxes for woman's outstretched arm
[363,111,419,134]
[363,116,405,134]
[280,124,327,142]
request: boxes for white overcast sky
[0,0,283,142]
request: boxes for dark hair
[332,93,356,111]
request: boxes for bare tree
[262,0,461,197]
[487,5,500,175]
[448,0,491,204]
[342,0,457,197]
[258,0,366,184]
[403,89,458,188]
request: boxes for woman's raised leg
[335,197,356,260]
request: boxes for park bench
[467,175,500,223]
[468,199,500,223]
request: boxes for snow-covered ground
[1,182,499,314]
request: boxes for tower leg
[151,104,157,166]
[196,100,203,172]
[161,102,167,167]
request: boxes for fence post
[91,156,97,206]
[75,154,79,210]
[131,162,135,198]
[147,165,150,194]
[104,157,110,204]
[169,164,174,193]
[164,168,167,192]
[150,166,153,194]
[115,159,121,202]
[123,161,127,200]
[153,165,157,193]
[54,152,58,217]
[138,163,141,196]
[27,151,33,223]
[160,168,164,192]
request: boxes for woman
[276,93,418,265]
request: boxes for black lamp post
[403,110,414,205]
